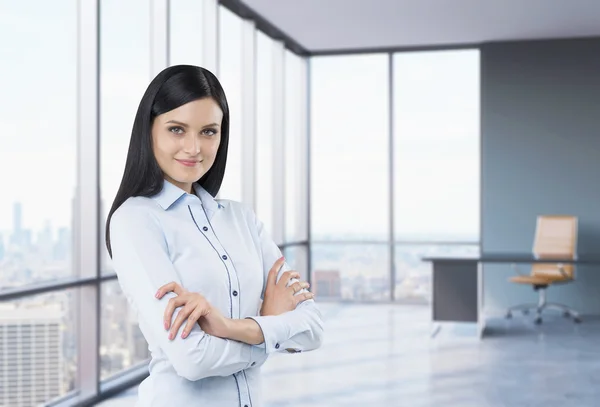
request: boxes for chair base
[505,286,581,324]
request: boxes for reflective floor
[99,303,600,407]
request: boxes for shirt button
[202,226,208,231]
[222,255,228,260]
[233,290,238,296]
[275,343,280,349]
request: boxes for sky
[0,1,480,243]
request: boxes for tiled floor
[98,303,600,407]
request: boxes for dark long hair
[105,65,230,257]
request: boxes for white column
[241,20,256,208]
[76,0,99,399]
[202,0,219,74]
[150,0,169,77]
[272,40,286,245]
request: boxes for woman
[105,65,324,406]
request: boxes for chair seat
[509,275,555,285]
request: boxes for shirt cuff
[248,340,268,369]
[247,315,288,354]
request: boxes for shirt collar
[151,179,227,214]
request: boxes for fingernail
[182,332,188,339]
[164,321,168,330]
[168,332,174,340]
[155,290,161,298]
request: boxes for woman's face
[151,98,223,193]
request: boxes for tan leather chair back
[531,215,577,280]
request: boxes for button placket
[192,204,242,319]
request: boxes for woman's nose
[182,134,200,154]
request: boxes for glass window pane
[284,51,306,242]
[393,50,480,242]
[283,244,309,283]
[311,243,390,301]
[101,281,150,380]
[169,0,203,67]
[310,54,390,241]
[0,289,77,405]
[217,6,243,202]
[0,1,77,289]
[394,243,479,303]
[256,31,274,236]
[100,0,150,273]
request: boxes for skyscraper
[10,202,23,248]
[0,302,65,407]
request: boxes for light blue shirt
[109,180,324,406]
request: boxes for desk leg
[477,262,485,339]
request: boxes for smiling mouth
[176,159,201,167]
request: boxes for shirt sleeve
[244,207,325,355]
[109,200,268,381]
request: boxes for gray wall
[482,38,600,315]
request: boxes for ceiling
[240,0,600,53]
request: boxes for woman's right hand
[260,257,313,316]
[156,282,212,340]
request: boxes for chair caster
[563,311,571,318]
[574,317,582,323]
[505,311,512,319]
[522,309,529,315]
[534,317,542,325]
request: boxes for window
[0,0,77,289]
[0,289,77,406]
[217,6,243,202]
[169,0,203,67]
[100,281,150,380]
[99,0,151,379]
[100,0,150,272]
[393,50,480,242]
[283,245,309,283]
[311,244,390,301]
[392,50,480,302]
[284,51,307,242]
[310,54,390,241]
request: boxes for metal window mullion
[306,57,313,285]
[241,20,256,208]
[295,56,310,283]
[202,0,218,74]
[388,53,395,301]
[296,57,308,242]
[76,0,100,400]
[272,40,285,245]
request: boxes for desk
[421,253,600,338]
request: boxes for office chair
[505,215,581,324]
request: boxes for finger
[288,281,301,294]
[169,304,194,340]
[163,296,186,330]
[267,257,286,288]
[181,306,209,339]
[289,281,310,294]
[278,270,300,287]
[156,281,184,299]
[295,292,315,305]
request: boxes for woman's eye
[168,126,184,135]
[203,128,217,136]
